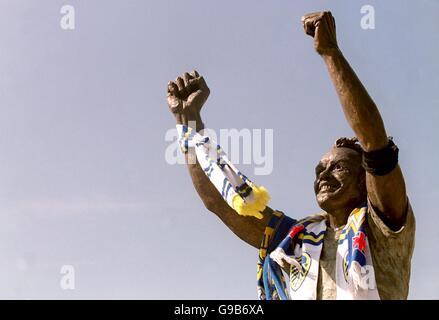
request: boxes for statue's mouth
[318,181,340,194]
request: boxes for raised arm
[167,71,273,248]
[302,11,407,228]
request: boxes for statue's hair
[334,137,363,155]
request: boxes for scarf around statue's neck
[257,206,380,300]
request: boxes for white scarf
[176,124,270,219]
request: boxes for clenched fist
[167,70,210,130]
[302,11,339,55]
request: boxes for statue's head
[314,138,366,217]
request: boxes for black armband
[362,138,399,176]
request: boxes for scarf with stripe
[257,207,380,300]
[176,124,270,219]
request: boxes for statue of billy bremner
[166,11,415,300]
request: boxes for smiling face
[314,147,366,215]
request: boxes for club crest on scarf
[290,252,311,291]
[338,207,368,282]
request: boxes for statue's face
[314,147,366,213]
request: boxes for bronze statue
[166,12,415,300]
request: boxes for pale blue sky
[0,0,438,299]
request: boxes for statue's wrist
[174,112,204,132]
[174,113,184,125]
[189,112,204,132]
